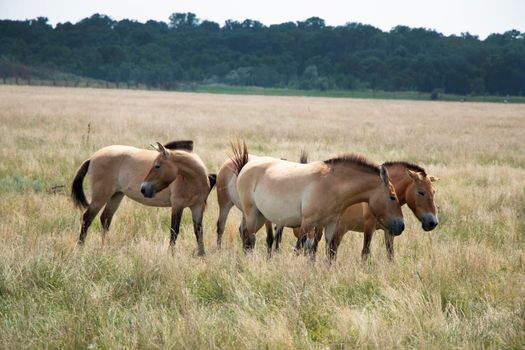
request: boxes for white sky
[1,0,524,39]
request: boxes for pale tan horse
[289,161,439,260]
[216,154,274,252]
[71,140,216,255]
[216,148,308,252]
[232,141,405,256]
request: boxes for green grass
[0,85,524,349]
[189,83,525,103]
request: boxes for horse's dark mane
[164,140,194,151]
[383,161,427,176]
[323,154,380,174]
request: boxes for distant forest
[1,13,524,95]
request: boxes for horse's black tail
[230,139,249,175]
[208,173,217,191]
[299,149,308,164]
[71,159,90,209]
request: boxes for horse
[287,160,439,260]
[216,153,274,252]
[232,141,405,258]
[216,145,308,253]
[71,140,216,255]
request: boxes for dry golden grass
[0,85,524,349]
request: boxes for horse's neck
[330,165,381,208]
[172,152,207,184]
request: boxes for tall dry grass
[0,85,524,349]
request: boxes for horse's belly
[256,196,302,227]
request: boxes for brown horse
[232,141,405,256]
[289,161,439,260]
[216,147,308,253]
[71,140,216,255]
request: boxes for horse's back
[237,157,323,227]
[87,145,171,206]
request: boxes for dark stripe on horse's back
[164,140,194,151]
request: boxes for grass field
[0,85,524,349]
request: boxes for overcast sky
[1,0,524,39]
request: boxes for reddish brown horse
[71,140,215,255]
[287,161,438,260]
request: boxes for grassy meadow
[0,85,524,349]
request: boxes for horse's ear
[428,175,440,182]
[155,142,168,157]
[380,164,390,186]
[407,169,422,181]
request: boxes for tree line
[0,13,524,95]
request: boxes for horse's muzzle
[421,214,438,231]
[388,218,405,236]
[140,182,156,198]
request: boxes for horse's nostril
[140,187,145,194]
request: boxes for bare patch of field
[0,85,524,349]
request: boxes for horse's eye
[418,190,425,196]
[155,164,161,169]
[390,195,396,201]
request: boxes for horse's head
[405,169,439,231]
[368,165,405,236]
[140,142,179,198]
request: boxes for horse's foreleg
[170,207,184,248]
[312,226,323,254]
[216,200,233,249]
[265,221,274,256]
[384,230,395,261]
[361,220,376,262]
[293,227,305,255]
[191,205,206,256]
[328,229,344,261]
[99,192,124,245]
[323,221,338,262]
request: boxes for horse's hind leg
[216,200,233,249]
[242,207,266,252]
[78,200,105,244]
[265,221,274,257]
[99,192,124,244]
[274,225,283,251]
